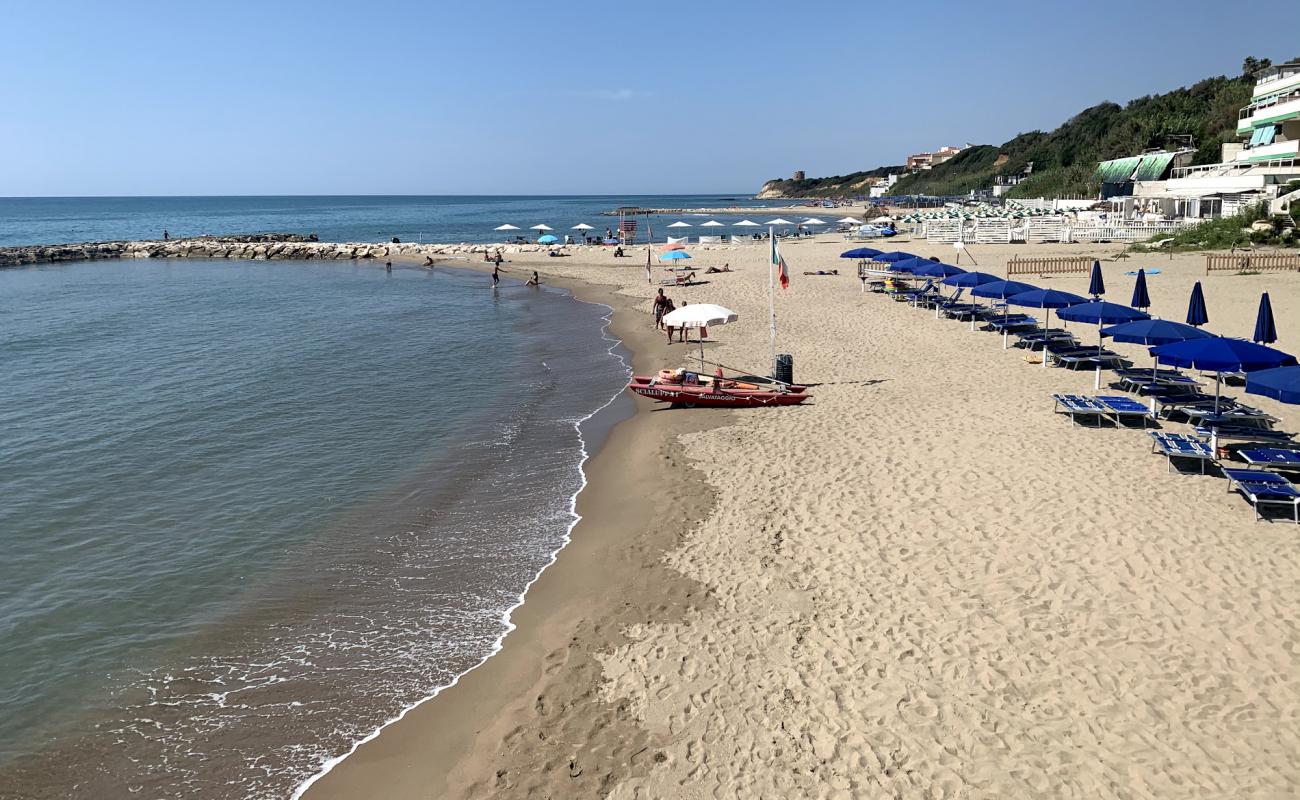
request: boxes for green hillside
[757,165,903,199]
[760,57,1286,200]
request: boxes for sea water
[0,256,631,797]
[0,194,803,248]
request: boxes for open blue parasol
[974,280,1039,347]
[1057,301,1150,387]
[1102,318,1213,387]
[840,247,882,259]
[1007,288,1087,367]
[873,251,917,263]
[941,271,1002,330]
[1245,366,1300,405]
[1152,336,1297,414]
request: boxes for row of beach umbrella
[849,248,1298,405]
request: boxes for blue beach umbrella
[1186,281,1209,327]
[1088,260,1106,297]
[1130,268,1151,310]
[1007,288,1088,367]
[940,271,1002,330]
[840,247,882,259]
[537,234,558,244]
[1058,301,1151,388]
[873,251,917,263]
[1152,337,1297,414]
[1253,292,1277,345]
[974,280,1039,348]
[1102,318,1214,386]
[1245,366,1300,405]
[659,250,691,260]
[912,261,965,279]
[888,256,931,274]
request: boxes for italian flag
[771,236,789,290]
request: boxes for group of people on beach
[490,264,540,288]
[653,288,695,343]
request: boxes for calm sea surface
[0,256,631,797]
[0,194,805,247]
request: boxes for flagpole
[768,226,776,375]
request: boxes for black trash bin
[773,353,794,385]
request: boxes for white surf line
[291,296,632,800]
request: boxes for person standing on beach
[492,264,503,287]
[162,229,169,241]
[653,289,669,330]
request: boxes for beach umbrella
[1102,318,1214,390]
[1245,366,1300,405]
[1007,288,1088,367]
[890,256,933,274]
[662,303,738,368]
[700,220,725,227]
[660,242,687,251]
[837,216,860,224]
[667,221,692,228]
[537,234,559,244]
[1253,292,1277,345]
[1130,268,1151,310]
[659,250,691,261]
[571,223,594,231]
[764,218,794,226]
[1087,260,1106,297]
[494,224,520,231]
[941,271,1002,330]
[1152,337,1297,415]
[733,219,760,227]
[912,261,965,279]
[840,247,883,259]
[974,280,1039,348]
[802,218,827,226]
[530,224,553,231]
[873,251,916,263]
[1057,301,1150,388]
[1186,281,1209,327]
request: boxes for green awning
[1250,124,1277,146]
[1133,152,1176,182]
[1094,156,1141,184]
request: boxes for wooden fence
[1205,253,1300,274]
[1006,255,1093,276]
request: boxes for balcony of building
[1252,62,1300,100]
[1237,90,1300,134]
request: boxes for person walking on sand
[653,288,669,330]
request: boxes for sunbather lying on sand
[802,269,839,276]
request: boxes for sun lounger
[1222,468,1300,523]
[1194,424,1296,443]
[1055,350,1132,370]
[985,314,1038,332]
[1096,395,1154,427]
[1239,448,1300,470]
[1052,394,1107,426]
[1149,431,1215,474]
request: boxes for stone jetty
[0,234,613,269]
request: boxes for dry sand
[307,235,1300,799]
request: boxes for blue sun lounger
[1052,394,1107,426]
[1193,424,1295,443]
[1222,468,1300,523]
[1149,432,1215,473]
[1238,448,1300,471]
[1096,395,1154,427]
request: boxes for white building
[1131,61,1300,218]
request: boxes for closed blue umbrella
[1130,268,1151,310]
[1058,301,1150,388]
[1245,365,1300,405]
[974,280,1039,348]
[1087,260,1105,297]
[1007,288,1087,368]
[1186,281,1209,327]
[941,271,1002,331]
[1152,336,1297,414]
[1253,292,1277,345]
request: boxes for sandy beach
[306,234,1300,799]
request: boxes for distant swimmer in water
[385,261,392,272]
[526,270,540,286]
[493,264,504,287]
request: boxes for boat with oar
[627,369,809,408]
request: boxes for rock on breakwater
[1,235,753,269]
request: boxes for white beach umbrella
[494,224,520,231]
[871,215,893,224]
[666,221,693,228]
[530,224,554,231]
[733,219,760,227]
[837,216,860,224]
[765,218,794,226]
[571,223,594,230]
[802,218,827,225]
[699,220,725,227]
[662,304,739,368]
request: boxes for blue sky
[1,0,1294,196]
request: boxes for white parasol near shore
[837,216,860,224]
[662,303,738,367]
[530,224,554,231]
[494,224,520,231]
[571,223,594,230]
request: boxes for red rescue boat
[627,370,809,408]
